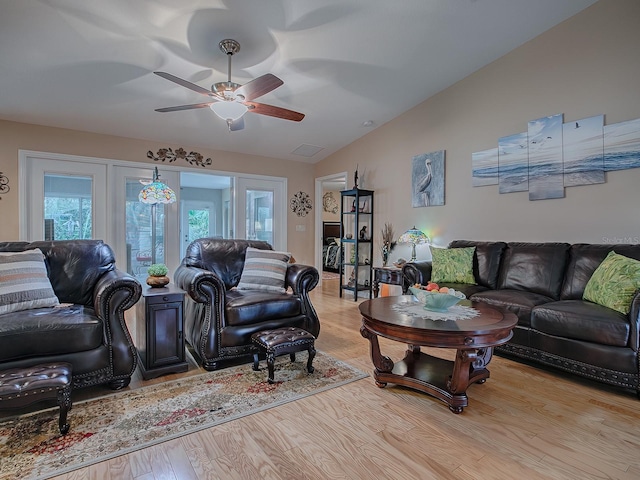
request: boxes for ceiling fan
[154,39,304,131]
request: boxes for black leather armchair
[0,240,141,390]
[175,238,320,371]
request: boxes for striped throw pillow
[0,249,60,315]
[237,247,291,293]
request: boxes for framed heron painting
[411,150,445,207]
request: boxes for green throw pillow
[583,251,640,315]
[430,246,476,285]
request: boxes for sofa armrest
[285,263,319,295]
[285,264,320,338]
[93,268,142,378]
[174,264,226,304]
[402,261,432,291]
[174,264,234,363]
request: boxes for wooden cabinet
[340,188,374,301]
[133,284,188,379]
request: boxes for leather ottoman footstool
[251,327,316,384]
[0,363,72,435]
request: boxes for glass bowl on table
[409,286,466,312]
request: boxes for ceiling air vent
[291,144,324,158]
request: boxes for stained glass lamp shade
[139,168,176,205]
[139,167,176,265]
[398,226,430,262]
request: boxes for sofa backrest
[182,238,273,290]
[561,243,640,300]
[0,240,116,306]
[497,242,570,299]
[448,240,507,289]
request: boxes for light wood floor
[51,279,639,479]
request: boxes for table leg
[360,324,394,387]
[445,347,492,413]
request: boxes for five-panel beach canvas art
[472,114,640,200]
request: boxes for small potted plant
[147,263,170,288]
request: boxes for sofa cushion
[0,305,103,362]
[583,251,640,315]
[531,300,629,347]
[430,246,476,285]
[470,289,554,327]
[497,243,570,299]
[0,249,59,315]
[237,247,291,293]
[448,241,507,289]
[225,290,301,327]
[561,244,640,300]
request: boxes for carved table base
[361,326,491,413]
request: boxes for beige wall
[0,120,317,264]
[314,0,640,265]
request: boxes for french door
[19,153,107,242]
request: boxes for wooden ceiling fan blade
[155,102,214,113]
[246,102,305,122]
[235,74,283,101]
[154,71,214,97]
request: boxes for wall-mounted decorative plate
[290,191,312,216]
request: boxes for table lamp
[398,226,430,262]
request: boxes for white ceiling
[0,0,597,164]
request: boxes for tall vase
[381,243,389,267]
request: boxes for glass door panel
[246,190,273,245]
[236,176,286,251]
[180,200,216,257]
[113,166,179,280]
[43,174,93,240]
[20,155,107,242]
[125,177,168,277]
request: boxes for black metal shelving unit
[339,188,374,301]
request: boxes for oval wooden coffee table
[359,296,517,413]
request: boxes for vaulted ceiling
[0,0,597,163]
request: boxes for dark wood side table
[133,284,189,380]
[372,267,406,298]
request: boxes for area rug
[0,352,367,480]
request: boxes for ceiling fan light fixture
[210,101,248,122]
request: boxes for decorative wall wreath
[322,191,339,213]
[0,171,9,200]
[290,191,312,216]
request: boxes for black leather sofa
[175,238,320,371]
[0,240,141,390]
[403,240,640,397]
